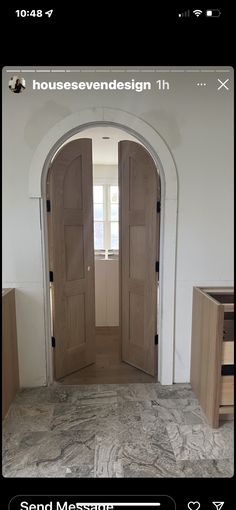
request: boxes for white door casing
[29,108,178,385]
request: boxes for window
[109,185,119,250]
[93,185,104,249]
[93,184,119,252]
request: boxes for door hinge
[46,199,51,212]
[155,261,159,272]
[157,201,161,213]
[49,271,54,282]
[155,334,159,345]
[51,337,56,348]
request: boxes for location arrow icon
[212,503,224,510]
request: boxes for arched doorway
[29,108,178,385]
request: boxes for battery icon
[206,9,221,17]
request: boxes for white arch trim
[29,107,178,385]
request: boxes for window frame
[93,179,119,253]
[93,185,105,250]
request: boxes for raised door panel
[49,139,95,379]
[119,141,160,376]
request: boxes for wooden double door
[47,138,160,380]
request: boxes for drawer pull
[221,364,234,376]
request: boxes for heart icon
[187,503,201,510]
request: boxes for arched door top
[28,107,177,200]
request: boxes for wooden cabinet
[2,288,19,418]
[191,287,234,428]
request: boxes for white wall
[93,164,119,327]
[93,164,118,181]
[2,66,234,386]
[95,260,119,326]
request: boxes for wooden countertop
[2,288,15,297]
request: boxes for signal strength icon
[212,503,224,510]
[193,9,203,17]
[178,10,190,17]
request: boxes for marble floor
[2,383,234,478]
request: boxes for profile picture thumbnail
[9,75,26,93]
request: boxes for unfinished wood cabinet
[2,288,19,418]
[191,287,234,428]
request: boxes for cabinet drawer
[220,376,234,406]
[222,341,234,364]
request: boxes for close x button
[217,78,230,90]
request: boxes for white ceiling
[65,126,139,165]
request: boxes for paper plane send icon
[212,503,224,510]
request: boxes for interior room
[2,66,234,478]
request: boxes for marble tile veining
[52,404,98,432]
[167,422,234,461]
[176,459,234,478]
[3,429,95,478]
[94,435,123,477]
[141,398,207,434]
[2,383,234,478]
[65,465,94,478]
[14,386,72,405]
[121,436,180,478]
[3,403,54,434]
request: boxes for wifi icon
[193,9,203,17]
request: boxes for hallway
[3,383,233,477]
[58,328,155,385]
